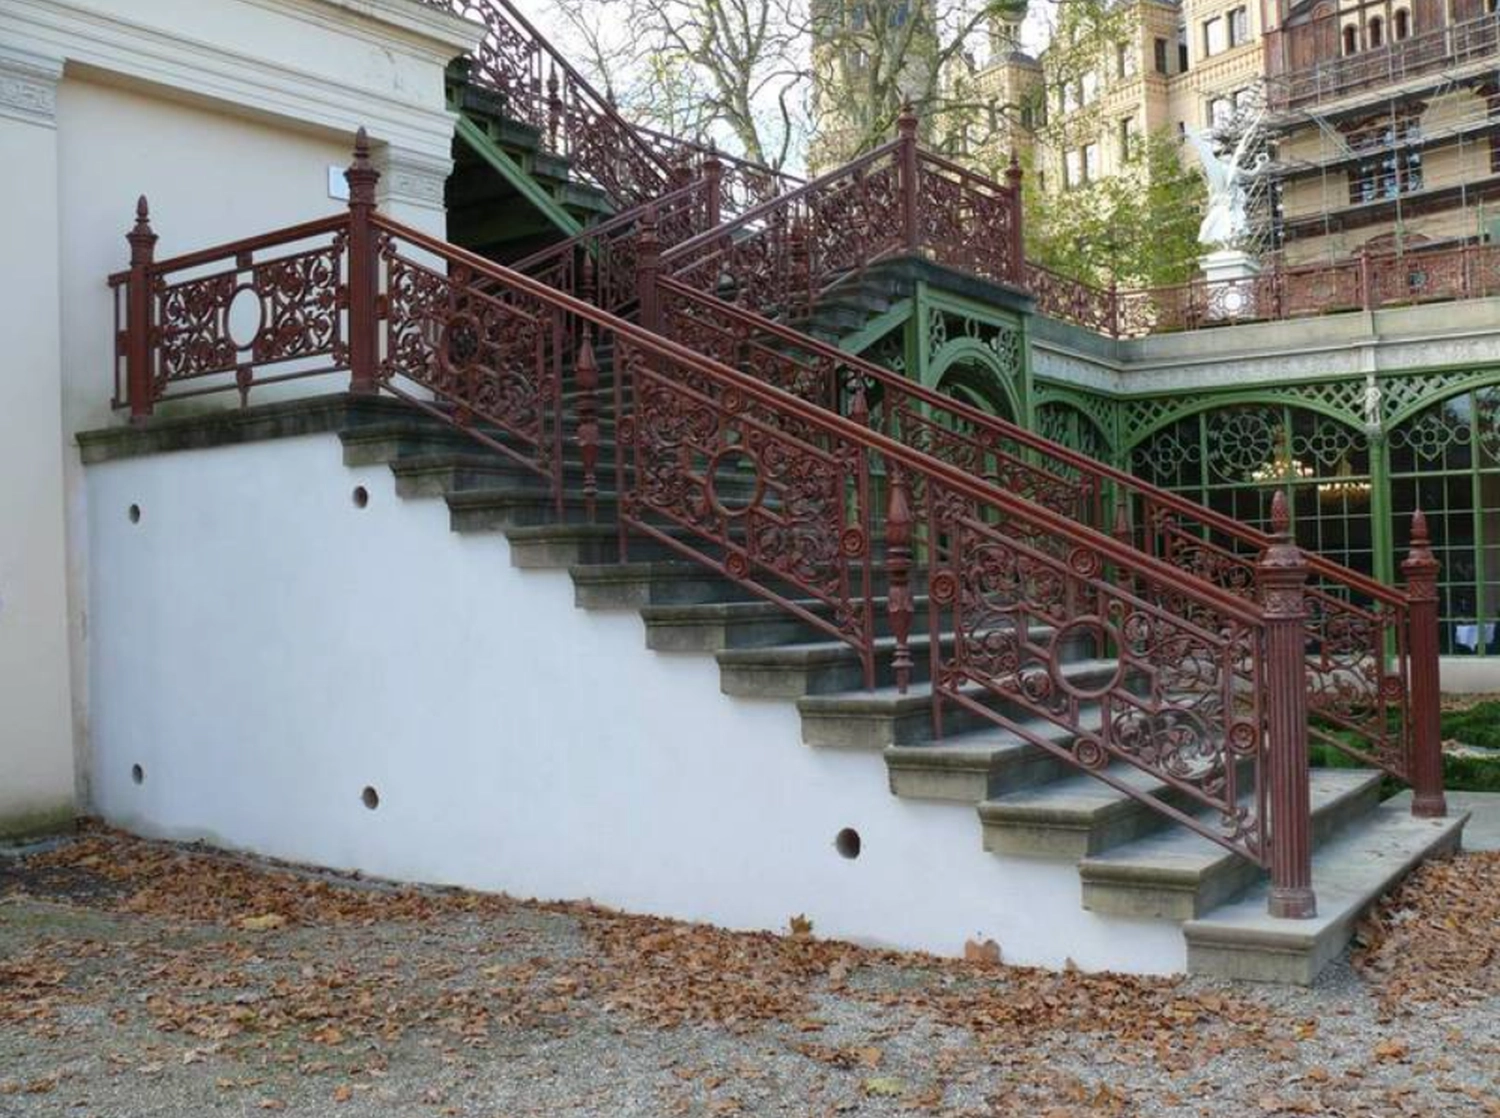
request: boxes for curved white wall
[86,434,1184,973]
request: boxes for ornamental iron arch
[932,348,1018,420]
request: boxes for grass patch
[1440,700,1500,751]
[1308,705,1500,796]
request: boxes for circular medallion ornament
[1050,617,1124,699]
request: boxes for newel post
[702,141,723,230]
[1005,151,1025,285]
[125,196,158,423]
[1402,509,1448,818]
[345,128,381,396]
[886,463,915,694]
[1257,491,1317,920]
[636,205,662,334]
[897,104,920,253]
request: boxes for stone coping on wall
[77,394,417,465]
[1031,294,1500,395]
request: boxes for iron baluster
[1402,509,1448,818]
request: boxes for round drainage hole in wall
[361,786,380,810]
[128,504,141,524]
[131,764,144,785]
[835,827,861,860]
[352,486,369,509]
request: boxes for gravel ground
[3,829,1500,1117]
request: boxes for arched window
[1388,387,1500,654]
[1129,404,1373,575]
[1394,9,1410,38]
[1369,15,1384,45]
[1343,24,1359,53]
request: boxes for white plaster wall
[0,55,75,834]
[86,435,1186,975]
[0,0,479,830]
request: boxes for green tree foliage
[1023,130,1206,289]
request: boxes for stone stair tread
[981,760,1165,819]
[796,658,1120,714]
[1081,769,1381,882]
[886,719,1075,766]
[641,594,926,622]
[447,487,619,506]
[1183,793,1468,983]
[718,632,934,661]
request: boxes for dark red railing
[644,269,1436,797]
[1032,241,1500,338]
[423,0,796,208]
[481,93,1438,798]
[664,109,1024,315]
[109,135,1451,919]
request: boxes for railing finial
[897,102,918,141]
[345,127,380,210]
[1270,488,1291,536]
[1410,507,1431,550]
[128,195,157,261]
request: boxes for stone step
[569,561,762,610]
[716,633,945,700]
[795,660,1122,750]
[1183,792,1468,984]
[1079,769,1384,921]
[639,595,934,653]
[884,718,1083,802]
[979,760,1219,860]
[502,523,679,568]
[447,487,620,531]
[341,420,486,467]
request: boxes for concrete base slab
[1183,796,1468,984]
[1446,791,1500,851]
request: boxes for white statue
[1363,374,1383,431]
[1185,112,1268,250]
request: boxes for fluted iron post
[546,67,562,150]
[702,142,723,230]
[125,195,158,423]
[897,104,920,253]
[1005,151,1024,286]
[1257,490,1317,920]
[576,324,601,522]
[1403,509,1448,818]
[886,464,915,694]
[636,205,661,334]
[345,128,381,396]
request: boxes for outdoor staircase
[323,395,1466,984]
[445,63,614,262]
[94,1,1469,984]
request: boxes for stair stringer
[83,424,1186,975]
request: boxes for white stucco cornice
[1,0,480,161]
[0,45,63,128]
[247,0,483,65]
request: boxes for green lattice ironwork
[1036,400,1112,467]
[1130,403,1377,581]
[1388,386,1500,655]
[927,307,1023,381]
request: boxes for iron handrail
[376,213,1269,626]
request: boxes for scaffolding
[1255,9,1500,264]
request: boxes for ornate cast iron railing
[110,134,1453,921]
[640,268,1437,797]
[1031,242,1500,339]
[663,110,1024,314]
[423,0,796,208]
